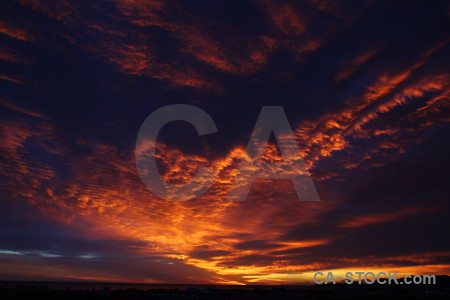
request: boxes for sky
[0,0,450,285]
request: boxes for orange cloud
[1,1,450,285]
[338,207,435,229]
[336,46,383,81]
[0,21,34,42]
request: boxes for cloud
[1,0,450,284]
[0,20,34,42]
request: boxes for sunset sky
[1,0,450,285]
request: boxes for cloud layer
[1,0,450,284]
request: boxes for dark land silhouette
[0,275,449,299]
